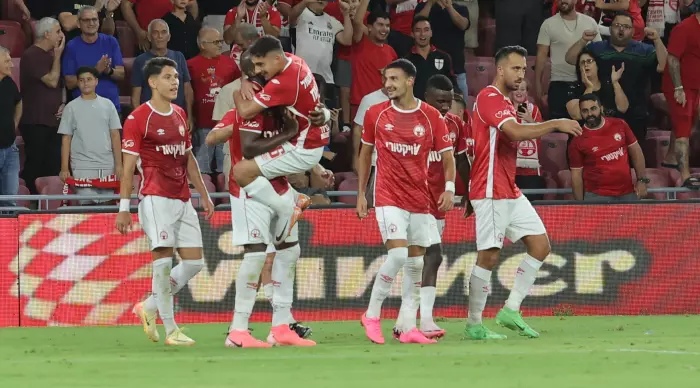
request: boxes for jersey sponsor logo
[242,120,260,128]
[413,125,425,137]
[614,133,622,142]
[442,133,451,143]
[601,147,625,162]
[155,142,188,157]
[122,139,135,148]
[495,109,513,119]
[385,141,421,156]
[429,150,442,163]
[434,58,444,70]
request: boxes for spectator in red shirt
[568,94,648,201]
[662,5,700,189]
[511,80,546,202]
[388,0,425,58]
[187,27,242,175]
[350,8,397,119]
[121,0,199,52]
[223,0,282,47]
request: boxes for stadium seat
[465,57,495,97]
[16,185,30,208]
[35,176,65,210]
[0,21,26,57]
[201,174,213,185]
[631,168,671,200]
[540,133,569,176]
[116,21,136,58]
[337,177,358,205]
[333,171,357,190]
[120,57,135,101]
[10,58,20,89]
[542,172,558,201]
[689,130,700,167]
[475,18,496,57]
[217,172,230,204]
[641,136,670,168]
[556,170,574,200]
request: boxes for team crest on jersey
[614,133,622,142]
[413,125,425,137]
[179,125,186,136]
[327,21,333,29]
[434,58,444,70]
[449,131,456,142]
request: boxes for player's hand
[309,103,329,126]
[54,36,65,56]
[202,196,215,219]
[582,29,597,42]
[55,103,65,119]
[553,118,583,137]
[635,181,648,199]
[339,0,351,14]
[59,170,71,183]
[356,195,368,219]
[106,0,121,12]
[259,2,269,18]
[116,211,132,235]
[674,88,686,107]
[438,191,454,212]
[460,195,474,218]
[239,78,260,101]
[644,27,660,41]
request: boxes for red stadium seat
[641,136,670,168]
[116,21,136,58]
[475,18,496,57]
[17,185,30,208]
[10,58,20,89]
[689,130,700,167]
[556,170,574,200]
[465,57,496,97]
[333,171,357,190]
[216,173,227,192]
[337,177,358,205]
[0,21,26,57]
[541,172,558,201]
[35,176,64,210]
[540,133,569,176]
[673,169,700,200]
[201,174,213,185]
[120,57,135,101]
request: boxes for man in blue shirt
[131,19,193,122]
[62,6,125,114]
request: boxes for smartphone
[517,103,527,114]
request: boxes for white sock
[505,254,543,311]
[467,265,492,326]
[143,259,204,313]
[420,286,437,326]
[400,256,423,331]
[152,257,178,335]
[366,247,407,319]
[243,176,292,216]
[271,245,300,327]
[263,283,274,306]
[395,266,414,332]
[230,252,266,332]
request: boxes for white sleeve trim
[186,146,193,152]
[569,167,583,170]
[497,117,516,130]
[122,149,139,155]
[360,139,374,146]
[456,149,466,155]
[627,141,638,147]
[239,128,262,134]
[253,96,269,109]
[437,146,453,154]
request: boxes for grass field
[1,316,699,388]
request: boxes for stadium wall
[1,204,699,328]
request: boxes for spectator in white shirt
[352,84,388,206]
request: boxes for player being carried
[392,74,473,340]
[116,57,215,346]
[231,36,332,243]
[464,46,581,340]
[357,59,456,345]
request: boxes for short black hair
[612,11,634,24]
[248,35,284,58]
[385,58,417,78]
[143,57,178,81]
[412,15,430,29]
[76,66,99,78]
[367,9,390,25]
[426,74,453,92]
[313,73,326,100]
[494,45,528,64]
[579,93,601,105]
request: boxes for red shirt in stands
[428,112,463,219]
[213,109,289,198]
[568,117,637,197]
[470,86,521,200]
[390,0,425,36]
[627,0,645,41]
[122,102,192,201]
[252,53,330,149]
[361,100,451,214]
[515,102,543,177]
[224,2,282,35]
[351,35,397,105]
[129,0,173,30]
[187,55,241,129]
[326,3,368,63]
[663,15,700,92]
[455,109,473,195]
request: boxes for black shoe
[289,322,312,339]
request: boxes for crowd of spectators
[0,0,698,207]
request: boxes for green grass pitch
[1,316,699,388]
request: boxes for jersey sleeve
[122,113,145,155]
[224,8,236,26]
[536,19,551,46]
[623,120,638,146]
[361,107,377,146]
[213,109,238,131]
[253,75,296,108]
[268,7,282,28]
[239,113,265,134]
[432,114,452,153]
[568,140,584,169]
[666,23,686,59]
[476,92,516,130]
[456,117,470,155]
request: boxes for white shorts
[254,142,323,179]
[375,206,439,248]
[471,195,547,251]
[230,188,299,247]
[138,195,203,250]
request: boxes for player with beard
[391,74,472,340]
[357,59,456,345]
[231,36,332,245]
[465,46,582,340]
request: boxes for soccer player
[357,59,456,345]
[231,36,332,243]
[465,46,582,340]
[116,57,215,346]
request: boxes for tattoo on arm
[669,55,682,88]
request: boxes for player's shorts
[254,142,324,179]
[471,195,547,251]
[664,88,699,139]
[375,206,439,247]
[426,218,445,246]
[138,195,203,250]
[230,188,299,247]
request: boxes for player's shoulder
[367,100,393,116]
[418,101,444,120]
[476,85,507,102]
[127,103,155,121]
[604,117,627,129]
[444,111,462,124]
[172,104,187,117]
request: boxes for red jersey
[390,0,425,36]
[361,100,452,214]
[214,109,289,198]
[470,86,521,200]
[224,2,282,36]
[252,53,329,150]
[455,109,474,196]
[663,15,700,92]
[129,0,173,30]
[122,103,192,201]
[187,55,241,129]
[628,0,645,41]
[351,35,397,105]
[428,112,463,219]
[568,117,637,197]
[515,102,543,177]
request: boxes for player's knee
[524,234,550,260]
[476,249,500,270]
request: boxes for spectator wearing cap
[415,0,469,101]
[121,0,198,52]
[57,0,120,43]
[406,16,456,101]
[62,6,125,115]
[164,0,202,60]
[387,0,424,58]
[0,46,22,206]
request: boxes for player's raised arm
[186,151,214,219]
[500,118,582,142]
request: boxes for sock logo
[482,286,489,293]
[380,274,393,283]
[516,267,525,275]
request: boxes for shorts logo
[250,229,261,238]
[389,224,397,233]
[413,125,425,137]
[160,231,168,240]
[497,233,504,243]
